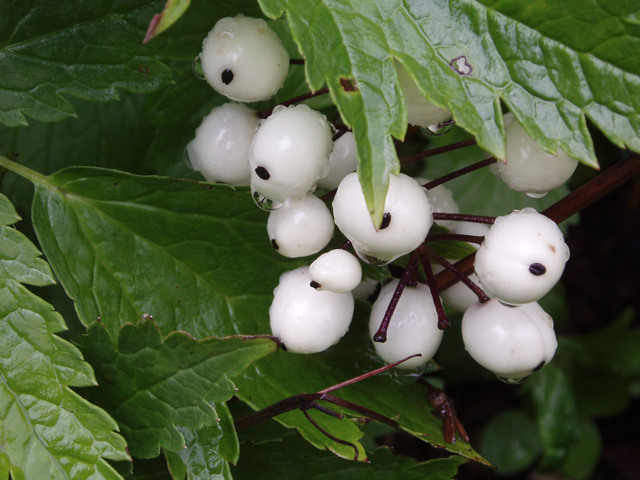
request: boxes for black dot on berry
[221,69,234,85]
[529,263,547,276]
[310,281,320,289]
[255,166,270,180]
[380,212,392,229]
[532,360,545,372]
[271,239,279,250]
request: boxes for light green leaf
[164,402,238,480]
[0,0,262,126]
[0,194,129,480]
[143,0,192,44]
[232,433,466,479]
[81,318,278,458]
[258,0,640,223]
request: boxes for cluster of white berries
[187,16,577,383]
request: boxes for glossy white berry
[200,16,289,102]
[369,280,443,369]
[270,267,354,353]
[415,178,459,227]
[395,62,451,129]
[309,249,362,293]
[317,132,358,190]
[474,208,570,306]
[267,193,334,258]
[250,104,333,206]
[462,299,557,381]
[351,277,380,301]
[333,173,433,265]
[185,103,259,185]
[490,113,579,198]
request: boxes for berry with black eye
[200,16,289,102]
[380,213,391,229]
[415,178,460,227]
[185,103,259,185]
[462,299,557,382]
[250,104,333,205]
[267,193,334,258]
[490,113,579,198]
[369,280,444,369]
[333,173,433,265]
[221,68,234,85]
[270,267,354,354]
[255,166,270,180]
[317,132,358,190]
[308,249,362,293]
[474,208,570,305]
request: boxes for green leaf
[234,307,485,463]
[523,362,579,470]
[0,193,129,480]
[232,433,466,479]
[428,241,478,260]
[0,0,262,126]
[81,318,278,458]
[480,410,542,475]
[164,402,238,480]
[26,167,303,339]
[259,0,640,223]
[559,419,602,480]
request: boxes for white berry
[267,193,334,258]
[309,249,362,293]
[270,267,354,353]
[200,16,289,102]
[415,178,459,227]
[474,208,570,306]
[317,132,358,190]
[250,104,333,206]
[185,103,259,185]
[490,113,579,198]
[369,280,443,369]
[395,62,451,129]
[333,173,433,265]
[462,299,557,381]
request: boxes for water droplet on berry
[272,105,287,114]
[389,364,426,385]
[526,191,549,199]
[251,187,283,211]
[327,121,337,134]
[192,54,206,80]
[496,375,529,385]
[421,117,455,137]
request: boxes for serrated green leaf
[232,433,466,479]
[523,362,579,470]
[234,306,485,463]
[164,402,238,480]
[258,0,640,224]
[0,196,129,480]
[81,318,277,458]
[0,0,262,126]
[26,167,304,338]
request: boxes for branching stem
[258,86,330,118]
[423,157,497,189]
[420,251,450,329]
[400,138,478,166]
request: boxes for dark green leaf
[28,167,304,338]
[560,419,602,480]
[523,362,579,470]
[0,193,129,480]
[0,0,262,126]
[232,433,466,479]
[81,318,278,458]
[164,402,237,480]
[428,240,478,260]
[480,410,542,475]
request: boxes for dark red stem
[426,233,485,245]
[430,251,488,303]
[289,59,305,64]
[258,86,330,118]
[373,252,420,342]
[423,157,497,190]
[420,252,450,329]
[400,138,478,166]
[432,213,495,224]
